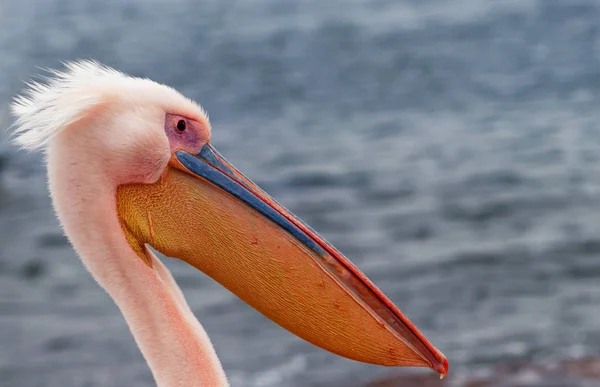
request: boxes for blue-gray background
[1,0,600,386]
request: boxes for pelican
[9,61,447,386]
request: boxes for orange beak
[117,143,448,377]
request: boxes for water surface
[2,1,600,386]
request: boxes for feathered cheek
[117,132,170,184]
[142,140,170,183]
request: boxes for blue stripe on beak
[197,144,323,237]
[175,149,326,256]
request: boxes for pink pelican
[10,61,447,386]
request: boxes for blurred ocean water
[2,0,600,386]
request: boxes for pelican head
[10,61,447,386]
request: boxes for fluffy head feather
[10,60,208,151]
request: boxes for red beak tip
[436,356,449,379]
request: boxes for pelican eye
[176,120,186,132]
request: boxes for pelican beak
[117,143,448,377]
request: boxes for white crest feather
[10,60,128,150]
[10,60,208,151]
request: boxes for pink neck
[47,144,228,387]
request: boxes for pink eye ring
[165,113,209,154]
